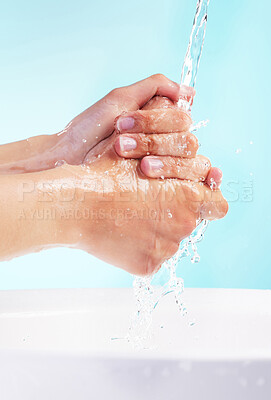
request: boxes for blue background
[0,0,270,290]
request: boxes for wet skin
[0,75,228,274]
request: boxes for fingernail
[147,158,164,170]
[119,137,137,152]
[117,117,135,131]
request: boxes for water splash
[190,119,209,133]
[124,1,211,348]
[125,220,209,347]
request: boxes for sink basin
[0,288,270,399]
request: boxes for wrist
[13,166,86,255]
[0,172,60,260]
[44,164,98,249]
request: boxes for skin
[0,75,183,174]
[0,74,228,275]
[0,149,228,276]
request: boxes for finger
[198,184,229,220]
[140,155,211,181]
[68,74,182,151]
[118,74,181,107]
[179,85,196,106]
[173,180,228,221]
[206,167,223,189]
[142,96,175,110]
[115,108,192,134]
[114,132,198,158]
[140,86,195,111]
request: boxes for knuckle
[108,87,122,99]
[136,134,148,152]
[163,158,173,175]
[174,157,185,173]
[146,135,157,153]
[151,73,167,83]
[198,155,211,169]
[187,133,199,152]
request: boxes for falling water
[124,220,209,347]
[181,0,210,88]
[179,0,210,110]
[115,0,212,347]
[161,0,211,309]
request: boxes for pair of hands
[0,74,228,275]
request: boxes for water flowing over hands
[0,75,228,276]
[114,90,222,188]
[67,77,228,275]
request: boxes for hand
[0,75,182,174]
[74,92,228,275]
[0,74,228,277]
[0,73,222,191]
[60,133,228,276]
[86,87,223,190]
[0,136,227,275]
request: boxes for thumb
[66,74,181,158]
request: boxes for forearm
[0,132,71,174]
[0,166,81,260]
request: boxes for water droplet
[235,148,242,154]
[191,254,200,263]
[82,139,87,143]
[54,160,66,167]
[167,209,173,219]
[249,141,253,145]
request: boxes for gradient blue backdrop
[0,0,270,290]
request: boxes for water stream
[114,0,211,347]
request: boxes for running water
[124,221,209,348]
[179,0,210,110]
[115,1,211,347]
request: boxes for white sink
[0,288,270,399]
